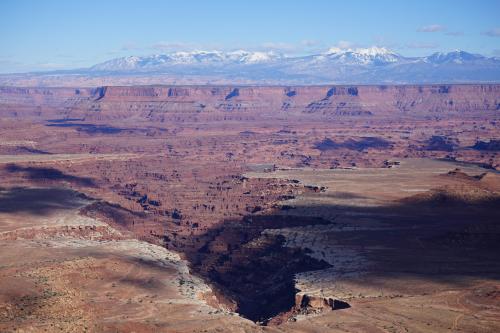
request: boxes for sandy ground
[1,163,499,332]
[248,158,500,332]
[0,153,139,164]
[245,158,491,207]
[0,187,260,333]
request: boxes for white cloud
[326,40,359,53]
[417,24,446,33]
[481,28,500,37]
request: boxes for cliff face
[0,84,498,120]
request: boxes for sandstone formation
[0,84,499,332]
[1,84,499,118]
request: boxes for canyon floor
[0,84,499,332]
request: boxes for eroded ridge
[0,84,499,332]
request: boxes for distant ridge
[1,48,499,86]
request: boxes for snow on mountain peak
[356,46,394,56]
[90,50,284,71]
[238,51,280,63]
[326,46,395,56]
[323,46,400,65]
[89,48,500,83]
[424,50,485,64]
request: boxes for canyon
[0,84,499,332]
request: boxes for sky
[1,0,499,73]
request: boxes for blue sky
[1,0,499,73]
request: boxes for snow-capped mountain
[322,47,403,65]
[423,50,486,64]
[91,47,408,72]
[6,48,499,84]
[91,50,284,71]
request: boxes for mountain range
[2,48,500,85]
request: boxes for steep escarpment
[0,84,498,121]
[0,86,94,105]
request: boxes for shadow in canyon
[5,164,96,187]
[46,122,125,134]
[0,187,86,215]
[314,137,393,152]
[28,180,500,324]
[163,191,500,323]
